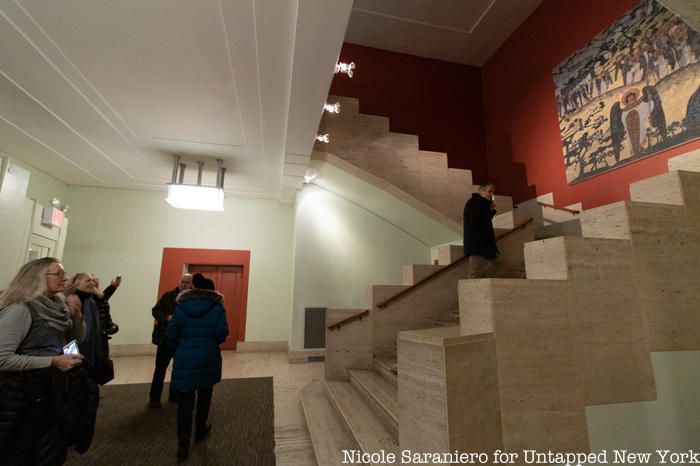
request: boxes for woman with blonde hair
[64,272,111,384]
[0,257,85,464]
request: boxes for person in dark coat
[166,279,228,463]
[463,183,500,279]
[93,275,121,337]
[0,258,90,465]
[148,273,193,408]
[65,273,110,385]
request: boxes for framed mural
[553,0,700,184]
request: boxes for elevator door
[188,265,245,350]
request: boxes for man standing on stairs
[463,183,500,278]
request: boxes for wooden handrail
[327,309,370,331]
[376,217,533,310]
[537,202,580,214]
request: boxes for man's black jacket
[151,287,179,346]
[463,193,499,259]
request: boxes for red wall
[157,248,250,341]
[330,43,488,181]
[481,0,700,209]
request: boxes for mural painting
[553,0,700,184]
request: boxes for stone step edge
[300,380,365,466]
[348,369,399,433]
[324,380,400,464]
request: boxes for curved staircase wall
[289,184,430,351]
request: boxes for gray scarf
[25,294,72,332]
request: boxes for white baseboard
[236,340,288,353]
[288,348,325,364]
[110,344,156,357]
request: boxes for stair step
[534,218,582,239]
[403,264,445,285]
[300,380,362,466]
[629,171,684,205]
[433,317,460,327]
[437,244,464,265]
[328,94,359,114]
[348,369,399,437]
[325,380,400,465]
[373,357,398,388]
[667,147,700,172]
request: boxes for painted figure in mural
[621,88,653,156]
[642,86,667,144]
[685,85,700,134]
[554,0,700,184]
[609,101,625,163]
[669,20,692,67]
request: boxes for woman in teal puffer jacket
[166,279,228,463]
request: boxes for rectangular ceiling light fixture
[165,156,226,211]
[166,184,224,211]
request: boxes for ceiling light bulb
[316,134,330,143]
[334,61,355,78]
[324,102,341,113]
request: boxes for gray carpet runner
[66,377,275,465]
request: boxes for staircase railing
[376,217,533,309]
[328,218,533,331]
[537,202,580,214]
[327,309,370,331]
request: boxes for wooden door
[188,264,245,350]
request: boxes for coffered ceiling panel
[352,0,495,33]
[346,0,542,66]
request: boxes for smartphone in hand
[63,339,79,355]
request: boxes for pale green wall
[290,184,431,350]
[12,158,69,205]
[0,157,68,288]
[62,186,294,345]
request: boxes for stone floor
[112,351,323,466]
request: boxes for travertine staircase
[313,95,514,226]
[301,94,700,463]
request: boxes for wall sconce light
[324,102,341,114]
[304,167,319,184]
[316,134,330,143]
[334,61,355,78]
[165,155,225,211]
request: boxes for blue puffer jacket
[166,289,229,393]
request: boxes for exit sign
[41,206,64,227]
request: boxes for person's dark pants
[176,387,213,444]
[149,344,174,402]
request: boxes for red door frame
[157,248,250,343]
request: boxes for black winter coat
[152,287,179,346]
[0,367,98,465]
[95,284,117,334]
[463,193,499,259]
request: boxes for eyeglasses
[46,272,66,278]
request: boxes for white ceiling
[0,0,353,202]
[0,0,542,205]
[345,0,543,66]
